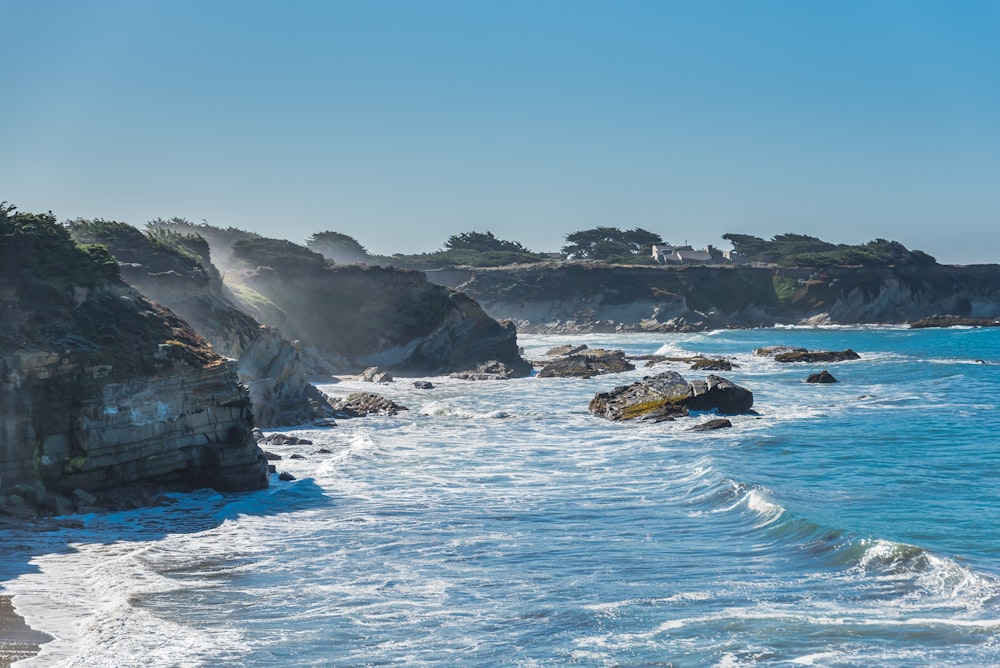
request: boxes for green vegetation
[722,233,936,267]
[372,230,548,269]
[561,227,661,263]
[306,230,370,264]
[0,203,120,292]
[231,238,328,272]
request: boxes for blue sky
[2,1,998,263]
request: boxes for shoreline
[0,596,50,668]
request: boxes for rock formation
[67,221,337,427]
[589,371,754,422]
[427,263,1000,332]
[214,238,531,376]
[537,348,635,378]
[773,349,860,363]
[806,370,838,383]
[1,211,267,512]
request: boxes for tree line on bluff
[136,218,940,270]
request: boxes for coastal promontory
[1,207,268,512]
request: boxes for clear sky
[2,1,998,263]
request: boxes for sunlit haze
[2,0,998,263]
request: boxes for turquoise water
[3,327,1000,666]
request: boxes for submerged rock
[773,349,860,363]
[688,418,733,431]
[806,370,838,383]
[910,315,1000,329]
[689,357,737,371]
[412,380,435,389]
[589,371,754,422]
[754,346,808,357]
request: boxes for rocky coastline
[428,262,1000,333]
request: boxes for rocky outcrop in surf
[589,371,754,422]
[1,210,267,513]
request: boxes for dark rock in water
[258,434,314,446]
[806,370,838,383]
[910,315,1000,329]
[315,448,333,454]
[688,418,733,431]
[277,471,296,481]
[773,349,860,363]
[412,381,434,389]
[590,371,691,421]
[689,357,736,372]
[589,371,754,422]
[450,360,520,381]
[289,453,307,460]
[263,451,282,461]
[686,375,755,415]
[331,392,408,417]
[754,346,808,357]
[538,348,635,378]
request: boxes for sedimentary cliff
[68,222,337,427]
[219,239,531,376]
[1,212,267,512]
[430,263,1000,331]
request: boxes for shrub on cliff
[561,227,662,262]
[722,233,936,267]
[0,204,120,294]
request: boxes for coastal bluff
[429,263,1000,332]
[195,235,531,377]
[1,211,267,512]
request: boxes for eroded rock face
[213,240,531,377]
[589,371,754,422]
[1,213,268,504]
[68,222,338,427]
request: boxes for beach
[0,596,49,668]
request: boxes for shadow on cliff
[0,475,330,585]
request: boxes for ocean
[3,327,1000,667]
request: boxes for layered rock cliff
[217,238,531,376]
[67,222,336,427]
[1,211,267,510]
[430,263,1000,331]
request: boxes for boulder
[685,375,755,415]
[589,371,692,421]
[589,371,754,422]
[545,344,589,357]
[806,370,838,383]
[412,381,434,389]
[689,358,736,372]
[331,392,408,417]
[277,472,296,481]
[773,349,860,363]
[688,418,733,431]
[538,349,635,379]
[358,366,394,383]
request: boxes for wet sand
[0,596,50,668]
